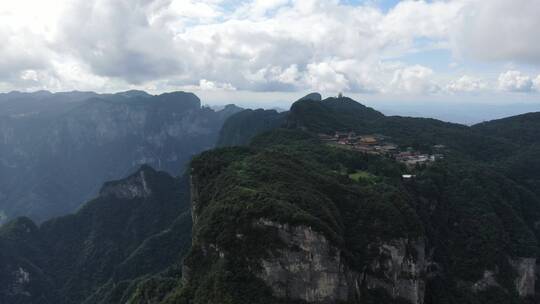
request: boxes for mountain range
[0,90,242,224]
[2,92,540,304]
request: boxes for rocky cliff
[255,220,426,304]
[0,90,242,224]
[258,219,426,304]
[255,219,350,303]
[511,258,536,297]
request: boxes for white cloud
[389,65,439,94]
[20,70,39,82]
[0,0,538,100]
[452,0,540,64]
[0,0,465,94]
[305,62,350,93]
[498,71,534,92]
[534,75,540,91]
[167,0,224,20]
[380,0,463,55]
[446,75,487,93]
[198,79,236,91]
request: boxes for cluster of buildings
[395,151,438,168]
[318,131,398,155]
[318,131,444,168]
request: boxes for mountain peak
[222,104,242,110]
[286,95,384,133]
[156,91,202,110]
[115,90,151,98]
[0,216,38,239]
[99,165,157,200]
[297,92,322,102]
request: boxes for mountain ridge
[0,90,243,224]
[0,165,192,304]
[180,95,540,304]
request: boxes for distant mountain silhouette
[0,90,242,224]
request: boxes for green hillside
[0,166,192,304]
[178,96,540,304]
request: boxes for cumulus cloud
[305,62,350,92]
[0,0,466,94]
[0,0,538,98]
[446,75,487,93]
[452,0,540,65]
[389,65,439,94]
[498,71,534,92]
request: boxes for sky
[1,0,540,107]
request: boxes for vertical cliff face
[255,219,350,303]
[254,219,427,304]
[511,258,536,297]
[99,166,153,199]
[189,173,200,228]
[360,239,426,304]
[465,258,536,299]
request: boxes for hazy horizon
[3,88,540,125]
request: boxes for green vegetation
[348,170,378,184]
[170,130,422,303]
[472,113,540,198]
[0,166,192,304]
[217,109,287,147]
[177,96,540,304]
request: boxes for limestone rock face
[190,173,200,227]
[471,270,500,292]
[99,168,152,200]
[254,219,427,304]
[511,258,536,297]
[467,258,535,297]
[9,267,31,296]
[256,219,349,303]
[361,239,426,304]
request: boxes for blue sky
[0,0,539,106]
[342,0,402,11]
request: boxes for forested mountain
[3,93,540,304]
[217,109,287,147]
[0,91,242,224]
[177,95,540,304]
[0,166,192,304]
[471,113,540,197]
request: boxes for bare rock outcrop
[256,219,349,303]
[361,239,426,304]
[255,219,427,304]
[99,167,152,199]
[511,258,536,297]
